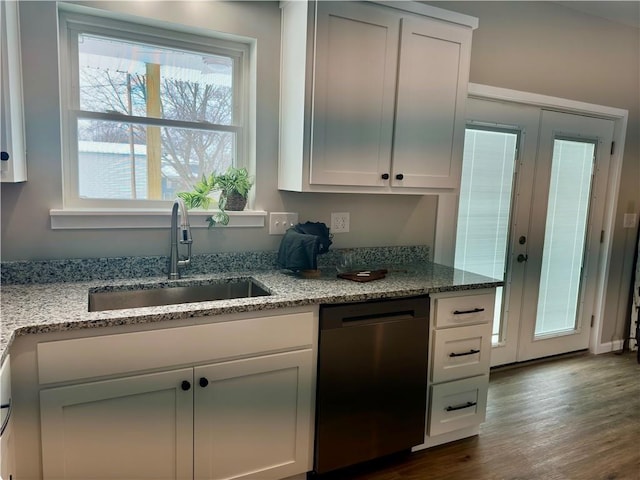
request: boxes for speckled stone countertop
[0,260,501,364]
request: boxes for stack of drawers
[424,289,495,446]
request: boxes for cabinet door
[0,0,27,183]
[194,350,313,480]
[310,1,399,187]
[1,417,15,479]
[40,369,194,480]
[0,355,13,478]
[392,16,471,189]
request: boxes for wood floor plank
[313,352,640,480]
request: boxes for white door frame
[434,83,629,356]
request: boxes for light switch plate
[269,212,298,235]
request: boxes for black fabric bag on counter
[277,222,333,271]
[292,221,332,254]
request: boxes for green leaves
[215,167,253,197]
[177,173,217,210]
[206,211,230,227]
[177,168,253,228]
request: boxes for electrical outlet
[331,212,350,233]
[269,212,298,235]
[623,213,638,229]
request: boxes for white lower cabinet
[194,350,313,480]
[40,369,195,479]
[40,350,313,480]
[1,355,15,480]
[415,288,495,450]
[38,309,316,480]
[0,415,15,480]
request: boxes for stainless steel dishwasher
[314,296,429,475]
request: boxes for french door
[455,98,614,365]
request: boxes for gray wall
[1,1,638,344]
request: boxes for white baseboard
[593,339,625,354]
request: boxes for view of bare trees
[78,58,235,199]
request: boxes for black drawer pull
[453,307,485,315]
[445,401,477,412]
[449,349,480,358]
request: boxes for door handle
[517,254,528,263]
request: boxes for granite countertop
[0,261,501,364]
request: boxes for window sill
[50,208,267,230]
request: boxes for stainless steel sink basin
[88,279,270,312]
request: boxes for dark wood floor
[316,352,640,480]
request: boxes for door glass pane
[535,139,596,336]
[455,128,518,343]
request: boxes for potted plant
[178,167,254,227]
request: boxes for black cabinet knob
[181,380,191,391]
[395,173,404,180]
[0,152,9,161]
[381,173,389,180]
[199,377,209,388]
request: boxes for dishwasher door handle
[320,296,429,330]
[341,311,416,327]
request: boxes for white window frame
[53,9,265,229]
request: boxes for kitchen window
[54,11,262,228]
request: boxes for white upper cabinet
[278,1,476,194]
[310,1,399,187]
[1,0,27,183]
[393,16,471,189]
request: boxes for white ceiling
[554,1,640,29]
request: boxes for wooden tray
[337,269,388,282]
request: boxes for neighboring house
[78,141,182,200]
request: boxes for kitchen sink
[88,278,271,312]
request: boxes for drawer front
[432,323,491,383]
[38,310,316,385]
[433,291,495,328]
[428,375,488,437]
